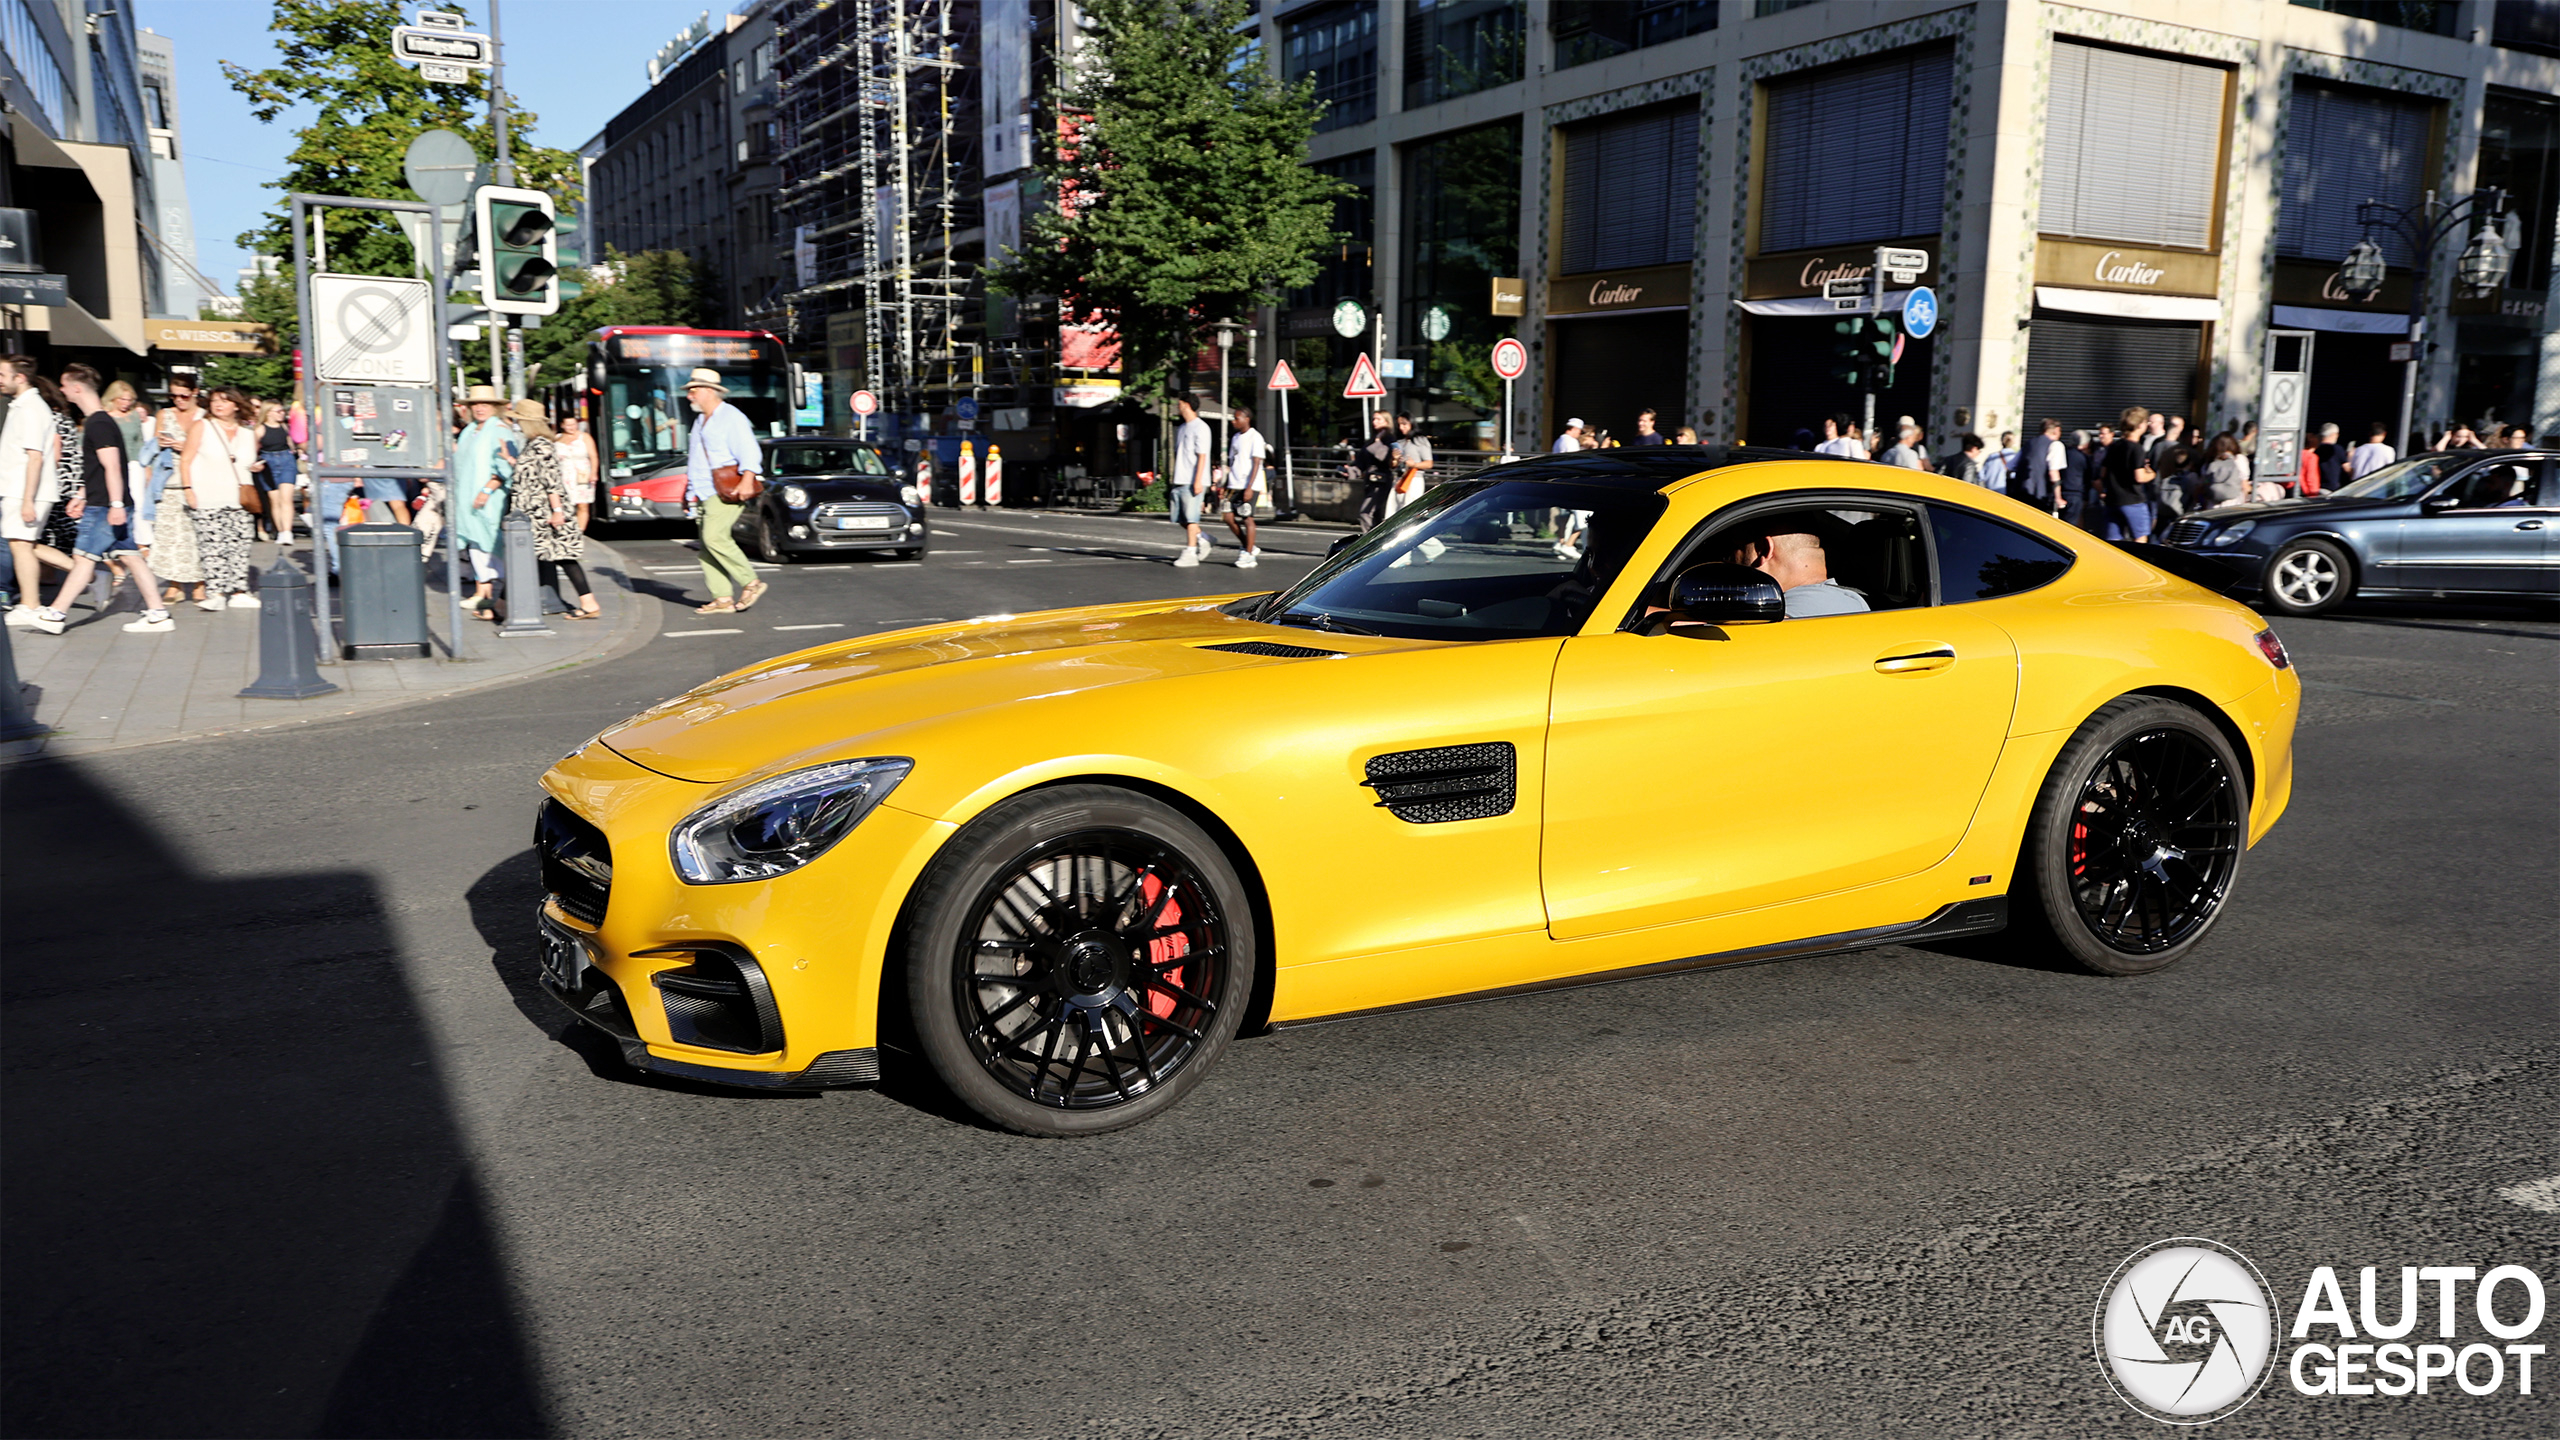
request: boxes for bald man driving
[1733,528,1869,617]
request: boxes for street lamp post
[2336,188,2515,451]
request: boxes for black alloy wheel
[757,510,794,565]
[904,786,1254,1135]
[2261,537,2349,616]
[2010,696,2248,976]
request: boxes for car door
[2391,459,2552,593]
[1540,496,2021,940]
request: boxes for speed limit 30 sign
[1490,337,1527,382]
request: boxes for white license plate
[833,515,895,530]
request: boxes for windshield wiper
[1273,608,1379,637]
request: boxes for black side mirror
[2420,490,2462,513]
[1670,562,1786,623]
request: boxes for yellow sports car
[536,448,2299,1134]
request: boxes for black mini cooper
[732,439,929,562]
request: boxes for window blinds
[1559,106,1699,274]
[1757,48,1953,253]
[2277,82,2434,267]
[2041,42,2227,249]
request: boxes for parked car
[2158,449,2556,615]
[535,449,2299,1134]
[729,439,927,562]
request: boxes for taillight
[2253,629,2291,669]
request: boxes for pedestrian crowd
[2,355,617,639]
[1166,391,1275,566]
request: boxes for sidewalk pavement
[2,533,657,763]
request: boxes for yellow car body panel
[537,454,2298,1079]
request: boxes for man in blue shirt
[684,367,765,612]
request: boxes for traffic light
[1829,315,1870,388]
[1867,314,1901,391]
[474,185,558,315]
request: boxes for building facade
[1272,0,2560,459]
[0,0,168,370]
[588,1,785,331]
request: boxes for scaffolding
[775,0,981,420]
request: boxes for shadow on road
[1,760,551,1439]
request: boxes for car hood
[598,595,1320,783]
[2188,494,2403,523]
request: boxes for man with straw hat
[682,367,765,613]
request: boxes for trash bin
[338,523,431,659]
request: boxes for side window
[1637,496,1930,620]
[1929,505,2075,603]
[2448,462,2535,509]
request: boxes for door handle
[1874,646,1957,675]
[2517,520,2545,531]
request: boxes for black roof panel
[1468,445,1884,491]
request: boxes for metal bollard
[238,557,341,699]
[497,512,553,637]
[0,621,49,741]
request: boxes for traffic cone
[958,444,979,507]
[914,451,933,506]
[984,445,1003,507]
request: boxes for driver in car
[1731,529,1870,617]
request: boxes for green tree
[517,248,706,383]
[225,0,580,278]
[993,0,1343,397]
[199,269,298,397]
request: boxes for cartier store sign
[1744,238,1940,300]
[1545,262,1693,317]
[2272,257,2411,311]
[2036,238,2219,297]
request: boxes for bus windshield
[599,332,789,471]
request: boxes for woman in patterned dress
[504,400,600,619]
[180,387,261,609]
[149,382,204,602]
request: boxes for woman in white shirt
[179,387,262,610]
[557,413,600,530]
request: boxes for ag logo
[2096,1238,2281,1424]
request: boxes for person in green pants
[682,367,765,614]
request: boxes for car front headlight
[669,757,913,884]
[779,483,810,510]
[2206,520,2256,547]
[900,484,920,506]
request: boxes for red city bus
[586,327,794,522]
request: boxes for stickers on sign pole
[1901,285,1938,339]
[851,388,878,416]
[1343,351,1387,399]
[1489,337,1527,382]
[1267,358,1299,391]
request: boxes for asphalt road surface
[5,508,2551,1439]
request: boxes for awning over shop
[1737,290,1916,318]
[2033,286,2221,322]
[2270,304,2407,335]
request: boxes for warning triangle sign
[1342,351,1387,399]
[1267,358,1300,391]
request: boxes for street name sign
[418,62,472,83]
[393,25,492,66]
[1267,359,1299,390]
[1823,278,1868,300]
[1343,351,1387,398]
[311,274,436,383]
[1489,337,1527,381]
[1876,247,1929,274]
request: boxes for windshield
[1261,480,1666,641]
[2331,452,2470,502]
[769,444,889,477]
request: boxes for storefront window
[1403,119,1522,447]
[1283,1,1378,133]
[1758,49,1951,254]
[2288,1,2459,37]
[1404,0,1523,109]
[1551,0,1715,71]
[2278,81,2435,269]
[2493,1,2560,58]
[2478,89,2558,291]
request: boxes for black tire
[889,546,922,561]
[2008,696,2248,976]
[2261,537,2351,616]
[757,511,794,565]
[902,785,1255,1135]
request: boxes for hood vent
[1361,742,1516,824]
[1201,640,1346,660]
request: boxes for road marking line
[663,627,744,637]
[2496,1175,2560,1214]
[1007,558,1053,564]
[772,623,844,631]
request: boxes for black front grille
[647,948,785,1054]
[1362,742,1516,824]
[1201,640,1345,659]
[2164,518,2211,548]
[536,798,613,925]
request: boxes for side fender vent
[1201,640,1346,659]
[1362,741,1516,824]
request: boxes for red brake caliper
[1139,872,1186,1020]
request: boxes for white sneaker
[1172,546,1201,568]
[123,610,174,633]
[30,609,66,635]
[3,606,36,628]
[1234,551,1257,568]
[197,598,225,612]
[228,592,262,609]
